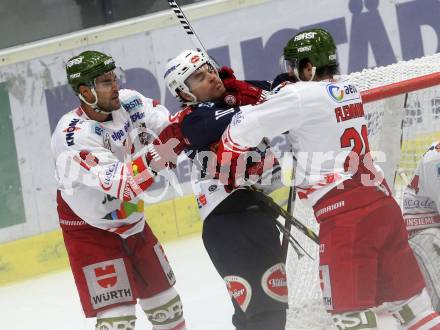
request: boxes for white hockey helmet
[164,49,211,103]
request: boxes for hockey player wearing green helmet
[213,28,440,329]
[66,50,121,118]
[52,50,187,330]
[281,28,338,82]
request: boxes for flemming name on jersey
[334,102,365,123]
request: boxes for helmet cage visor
[92,67,125,92]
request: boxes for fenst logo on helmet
[69,73,80,79]
[298,46,312,53]
[294,31,317,41]
[66,56,84,68]
[104,59,114,66]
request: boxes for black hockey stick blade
[281,186,294,260]
[257,192,319,245]
[274,219,314,260]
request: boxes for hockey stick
[167,0,220,67]
[274,218,314,260]
[281,185,295,260]
[257,191,320,245]
[281,156,296,260]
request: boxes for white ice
[0,234,397,329]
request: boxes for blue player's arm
[181,104,241,150]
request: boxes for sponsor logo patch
[98,163,118,191]
[294,31,317,41]
[224,275,252,312]
[190,55,200,63]
[83,258,133,310]
[208,185,218,193]
[123,98,143,112]
[66,56,83,68]
[319,265,333,310]
[327,83,358,103]
[261,263,288,303]
[197,193,207,208]
[64,118,81,146]
[153,242,176,285]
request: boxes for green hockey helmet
[282,28,337,80]
[66,50,116,94]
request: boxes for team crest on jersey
[223,94,237,106]
[224,275,252,312]
[326,83,358,103]
[103,132,112,151]
[261,263,288,303]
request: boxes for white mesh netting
[284,53,440,330]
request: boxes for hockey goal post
[285,53,440,330]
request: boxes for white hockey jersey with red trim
[223,77,385,208]
[51,89,169,237]
[402,141,440,233]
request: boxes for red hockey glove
[219,66,263,106]
[146,107,193,168]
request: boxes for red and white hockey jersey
[51,89,169,237]
[222,77,384,208]
[402,141,440,233]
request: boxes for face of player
[185,64,226,102]
[300,62,315,81]
[93,71,121,111]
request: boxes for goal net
[285,53,440,330]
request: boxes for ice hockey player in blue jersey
[159,49,289,330]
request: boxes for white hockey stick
[167,0,220,67]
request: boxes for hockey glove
[219,66,264,106]
[147,107,193,167]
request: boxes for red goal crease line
[360,71,440,104]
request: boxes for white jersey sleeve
[402,141,440,232]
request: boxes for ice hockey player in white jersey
[215,28,440,330]
[402,141,440,312]
[51,50,186,330]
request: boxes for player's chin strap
[294,66,316,81]
[78,87,107,114]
